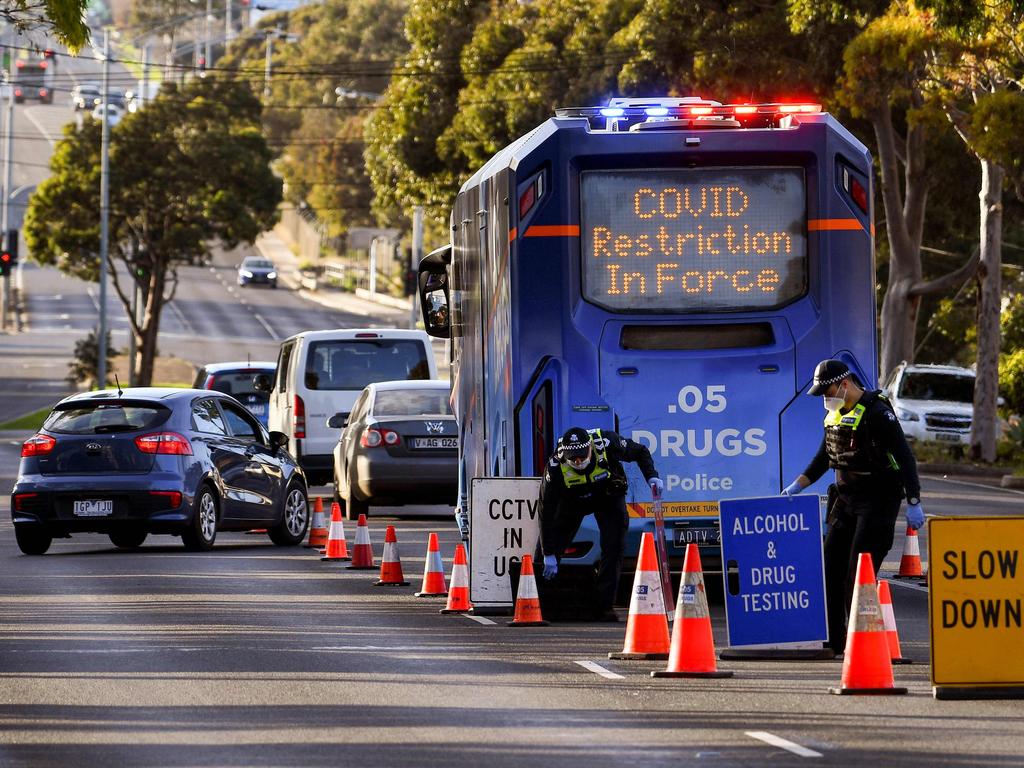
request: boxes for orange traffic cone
[345,514,375,570]
[415,533,448,596]
[320,504,351,561]
[609,532,670,660]
[441,543,472,613]
[829,552,908,695]
[878,580,912,665]
[508,554,549,626]
[895,525,923,578]
[373,525,410,586]
[304,497,328,549]
[652,543,733,679]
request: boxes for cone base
[373,580,411,586]
[507,620,549,627]
[322,556,352,561]
[652,669,734,678]
[893,573,923,579]
[415,591,448,597]
[892,657,913,665]
[720,647,836,661]
[346,565,376,570]
[608,652,669,661]
[440,607,470,614]
[829,685,908,695]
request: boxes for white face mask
[565,446,592,470]
[824,382,847,412]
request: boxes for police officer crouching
[783,359,925,655]
[538,427,662,622]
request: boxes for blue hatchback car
[10,388,309,555]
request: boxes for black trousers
[823,484,901,653]
[543,495,628,613]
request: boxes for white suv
[883,362,975,445]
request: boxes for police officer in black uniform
[783,359,925,654]
[538,427,662,621]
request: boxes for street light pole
[263,29,274,101]
[204,0,212,68]
[1,40,15,332]
[98,29,111,387]
[225,0,234,44]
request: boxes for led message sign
[581,168,807,312]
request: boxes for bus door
[596,318,796,558]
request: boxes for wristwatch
[907,496,920,506]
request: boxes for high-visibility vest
[560,429,611,488]
[823,397,899,472]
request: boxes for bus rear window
[581,168,807,312]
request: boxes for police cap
[557,427,593,460]
[808,359,851,396]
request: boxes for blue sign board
[719,495,827,647]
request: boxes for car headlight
[267,271,277,279]
[895,407,919,421]
[240,270,253,278]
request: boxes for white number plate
[674,526,720,546]
[411,437,458,449]
[73,499,113,516]
[935,432,962,443]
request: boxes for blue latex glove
[542,554,558,580]
[649,477,664,499]
[906,503,925,531]
[783,480,803,498]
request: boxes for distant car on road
[71,83,101,111]
[884,362,976,445]
[193,361,276,427]
[331,380,456,520]
[237,257,278,288]
[91,102,123,126]
[10,388,309,555]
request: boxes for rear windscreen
[208,371,271,400]
[373,389,453,417]
[43,403,171,434]
[581,168,807,312]
[305,340,430,391]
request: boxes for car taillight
[294,395,305,438]
[149,490,182,507]
[360,427,400,448]
[135,432,193,455]
[203,374,215,389]
[13,493,38,511]
[22,434,56,457]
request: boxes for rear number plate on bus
[412,437,458,449]
[73,500,113,517]
[674,526,720,546]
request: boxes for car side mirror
[327,412,349,429]
[268,430,289,451]
[253,373,272,392]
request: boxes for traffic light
[0,229,17,278]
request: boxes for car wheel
[182,485,218,551]
[268,482,309,546]
[15,525,52,555]
[109,529,148,549]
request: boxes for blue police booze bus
[418,96,876,574]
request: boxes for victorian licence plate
[674,526,720,546]
[935,432,962,443]
[73,499,113,517]
[411,437,458,449]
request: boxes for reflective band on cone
[305,497,328,549]
[345,514,376,570]
[321,503,351,561]
[441,543,472,613]
[374,525,410,586]
[415,532,448,597]
[829,553,907,695]
[895,525,923,578]
[508,554,548,627]
[652,543,733,679]
[610,532,670,660]
[878,580,911,664]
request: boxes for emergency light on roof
[555,101,823,131]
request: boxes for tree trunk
[970,159,1004,463]
[136,264,166,387]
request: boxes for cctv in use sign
[929,517,1024,697]
[469,477,542,609]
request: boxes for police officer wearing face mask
[782,359,924,655]
[538,427,662,622]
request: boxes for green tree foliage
[24,77,281,385]
[66,330,119,389]
[2,0,90,51]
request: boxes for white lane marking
[574,660,624,679]
[464,614,496,625]
[22,107,58,148]
[252,312,279,341]
[885,578,928,593]
[929,475,1024,497]
[746,731,823,758]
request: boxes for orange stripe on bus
[508,227,517,242]
[524,225,580,237]
[808,218,865,232]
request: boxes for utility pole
[225,0,234,44]
[141,42,150,108]
[1,39,15,332]
[263,29,274,101]
[98,29,111,387]
[204,0,212,69]
[410,206,423,329]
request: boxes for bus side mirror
[418,257,451,339]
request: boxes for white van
[267,329,438,484]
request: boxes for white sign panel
[469,477,542,608]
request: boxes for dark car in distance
[237,257,278,288]
[193,361,276,427]
[331,380,457,520]
[10,388,309,555]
